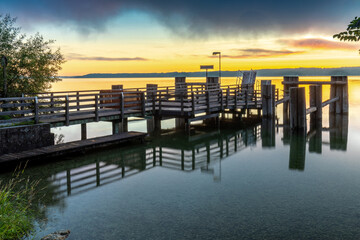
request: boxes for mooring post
[261,80,275,118]
[330,76,348,114]
[309,85,322,128]
[283,76,299,121]
[289,87,306,131]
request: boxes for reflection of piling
[261,117,275,148]
[289,132,306,171]
[289,87,306,131]
[309,118,322,154]
[329,114,348,151]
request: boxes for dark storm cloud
[67,53,148,61]
[2,0,359,36]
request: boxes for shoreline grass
[0,166,41,240]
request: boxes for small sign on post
[200,65,214,78]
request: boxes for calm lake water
[2,76,360,239]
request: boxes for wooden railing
[0,84,264,126]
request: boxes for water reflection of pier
[23,113,349,201]
[48,125,261,199]
[280,113,349,171]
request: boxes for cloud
[279,38,358,50]
[2,0,360,37]
[216,48,303,58]
[67,54,148,61]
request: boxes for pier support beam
[147,116,161,134]
[112,118,128,134]
[289,87,306,131]
[261,80,275,118]
[81,123,87,140]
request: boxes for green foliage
[0,168,41,239]
[333,17,360,52]
[0,14,65,97]
[0,115,11,120]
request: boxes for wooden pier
[0,76,269,133]
[0,75,350,166]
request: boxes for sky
[1,0,360,76]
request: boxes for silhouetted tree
[334,17,360,53]
[0,14,65,97]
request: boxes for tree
[333,17,360,52]
[0,14,65,97]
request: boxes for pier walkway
[0,80,266,128]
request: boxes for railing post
[51,93,55,114]
[65,95,70,126]
[120,92,124,119]
[21,93,25,117]
[234,89,238,110]
[34,97,39,124]
[206,90,210,113]
[76,91,80,111]
[220,90,224,111]
[226,87,229,108]
[141,92,146,117]
[181,93,184,116]
[191,91,195,117]
[95,94,99,122]
[159,92,162,115]
[245,89,248,108]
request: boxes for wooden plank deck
[0,131,147,165]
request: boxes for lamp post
[212,52,221,84]
[1,55,8,98]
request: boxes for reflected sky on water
[2,78,360,239]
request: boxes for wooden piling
[289,87,306,131]
[330,76,348,114]
[309,85,322,125]
[283,76,299,121]
[65,95,70,126]
[261,81,275,118]
[81,123,87,140]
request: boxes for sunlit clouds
[1,1,360,75]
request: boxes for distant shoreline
[61,67,360,78]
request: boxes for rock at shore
[41,230,70,240]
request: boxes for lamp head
[212,52,220,55]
